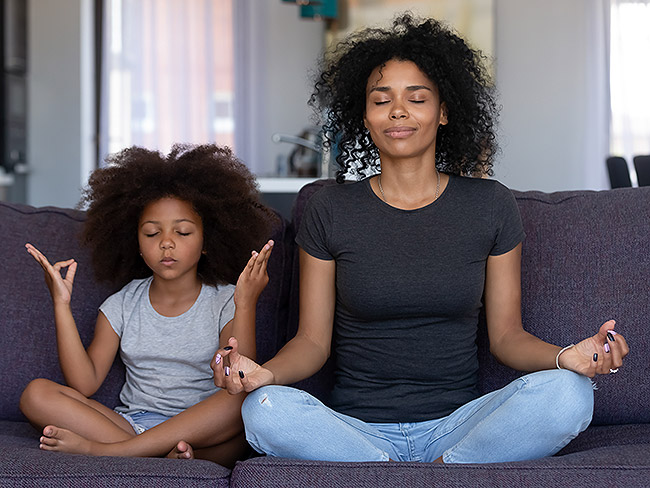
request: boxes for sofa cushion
[231,444,650,488]
[0,421,230,487]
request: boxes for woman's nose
[390,103,408,119]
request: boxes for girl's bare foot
[40,425,93,455]
[167,440,194,459]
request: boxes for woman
[213,14,629,463]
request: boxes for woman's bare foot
[167,440,194,459]
[40,425,93,455]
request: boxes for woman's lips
[384,126,416,138]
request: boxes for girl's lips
[384,127,416,138]
[161,257,176,266]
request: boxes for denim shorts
[115,409,171,435]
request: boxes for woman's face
[363,59,447,163]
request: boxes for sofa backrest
[288,180,650,426]
[0,201,122,421]
[478,187,650,426]
[0,200,290,422]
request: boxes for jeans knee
[242,387,298,433]
[242,386,307,453]
[539,370,594,431]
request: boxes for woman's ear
[440,102,449,126]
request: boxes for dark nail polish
[224,346,233,351]
[593,353,598,362]
[239,370,245,379]
[607,332,615,342]
[225,366,230,376]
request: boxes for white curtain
[610,0,650,183]
[99,0,235,163]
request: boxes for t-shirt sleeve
[490,182,526,256]
[217,285,236,334]
[295,189,334,260]
[99,290,125,338]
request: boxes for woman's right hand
[211,337,275,394]
[25,243,77,305]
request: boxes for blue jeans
[115,410,171,435]
[241,369,594,463]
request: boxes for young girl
[20,143,275,467]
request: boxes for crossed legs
[20,378,249,468]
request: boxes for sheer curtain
[610,0,650,182]
[99,0,235,164]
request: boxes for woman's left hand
[558,320,629,377]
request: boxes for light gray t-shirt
[100,276,235,417]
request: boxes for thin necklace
[378,169,441,204]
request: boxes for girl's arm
[213,247,335,392]
[218,240,274,360]
[484,243,628,377]
[26,244,120,396]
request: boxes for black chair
[633,155,650,187]
[606,156,632,189]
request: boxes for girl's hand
[25,243,77,305]
[211,337,275,394]
[234,240,274,310]
[558,320,630,377]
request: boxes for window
[609,1,650,169]
[99,0,235,161]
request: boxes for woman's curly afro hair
[80,143,275,288]
[311,13,498,183]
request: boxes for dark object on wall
[606,156,632,189]
[633,155,650,187]
[0,0,27,174]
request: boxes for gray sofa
[1,180,649,487]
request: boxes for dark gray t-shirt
[296,175,525,423]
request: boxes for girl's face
[363,59,448,164]
[138,197,204,283]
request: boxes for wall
[234,1,324,177]
[26,1,611,207]
[27,0,94,208]
[494,0,609,191]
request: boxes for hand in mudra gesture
[25,243,77,305]
[558,320,629,377]
[211,337,275,394]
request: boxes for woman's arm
[26,244,120,396]
[264,248,336,384]
[485,244,629,376]
[214,248,336,392]
[483,244,559,371]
